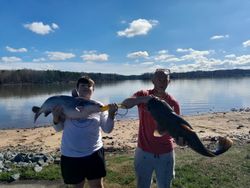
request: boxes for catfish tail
[213,137,233,156]
[32,106,42,123]
[184,130,233,157]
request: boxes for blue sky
[1,0,250,75]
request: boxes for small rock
[0,161,4,169]
[210,137,217,142]
[11,173,20,181]
[34,165,43,172]
[237,125,244,129]
[245,107,250,112]
[54,157,61,164]
[37,159,45,166]
[231,108,237,112]
[0,153,4,160]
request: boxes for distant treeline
[0,69,150,85]
[171,69,250,79]
[0,69,250,85]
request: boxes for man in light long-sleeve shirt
[52,76,118,188]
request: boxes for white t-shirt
[55,108,114,157]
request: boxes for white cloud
[225,54,236,59]
[1,53,250,75]
[120,20,127,24]
[158,50,168,54]
[154,50,180,63]
[2,46,250,75]
[243,40,250,48]
[23,22,59,35]
[81,51,109,62]
[33,58,46,62]
[127,51,149,59]
[177,48,213,56]
[140,61,154,65]
[6,46,27,53]
[117,19,158,38]
[51,23,59,29]
[46,51,75,61]
[155,54,175,62]
[210,34,229,40]
[1,56,22,63]
[169,52,250,73]
[233,55,250,65]
[0,61,157,75]
[176,48,194,53]
[181,49,211,61]
[156,48,220,72]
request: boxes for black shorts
[60,148,106,184]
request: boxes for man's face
[77,83,94,99]
[152,71,170,91]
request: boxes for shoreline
[0,111,250,154]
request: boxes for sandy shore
[0,111,249,154]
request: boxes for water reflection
[0,84,74,98]
[0,80,134,98]
[0,78,250,129]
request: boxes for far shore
[0,111,249,154]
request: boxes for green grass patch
[106,154,135,187]
[0,164,61,182]
[0,144,249,187]
[172,144,250,188]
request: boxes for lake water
[0,78,250,129]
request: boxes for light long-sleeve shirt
[54,102,114,157]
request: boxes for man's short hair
[76,76,95,88]
[153,68,171,80]
[155,68,171,75]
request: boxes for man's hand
[108,103,118,120]
[52,105,65,124]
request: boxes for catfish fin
[44,111,51,117]
[177,116,193,129]
[32,106,40,113]
[180,124,195,133]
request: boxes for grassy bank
[1,143,249,188]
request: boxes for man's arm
[121,96,152,109]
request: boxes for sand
[0,111,249,154]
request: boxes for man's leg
[134,148,154,188]
[88,178,104,188]
[154,151,175,188]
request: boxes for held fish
[147,97,233,157]
[32,95,102,123]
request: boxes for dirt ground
[0,111,249,153]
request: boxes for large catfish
[32,95,102,123]
[147,97,233,157]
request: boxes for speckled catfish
[32,95,102,123]
[147,97,233,157]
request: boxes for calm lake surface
[1,78,250,129]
